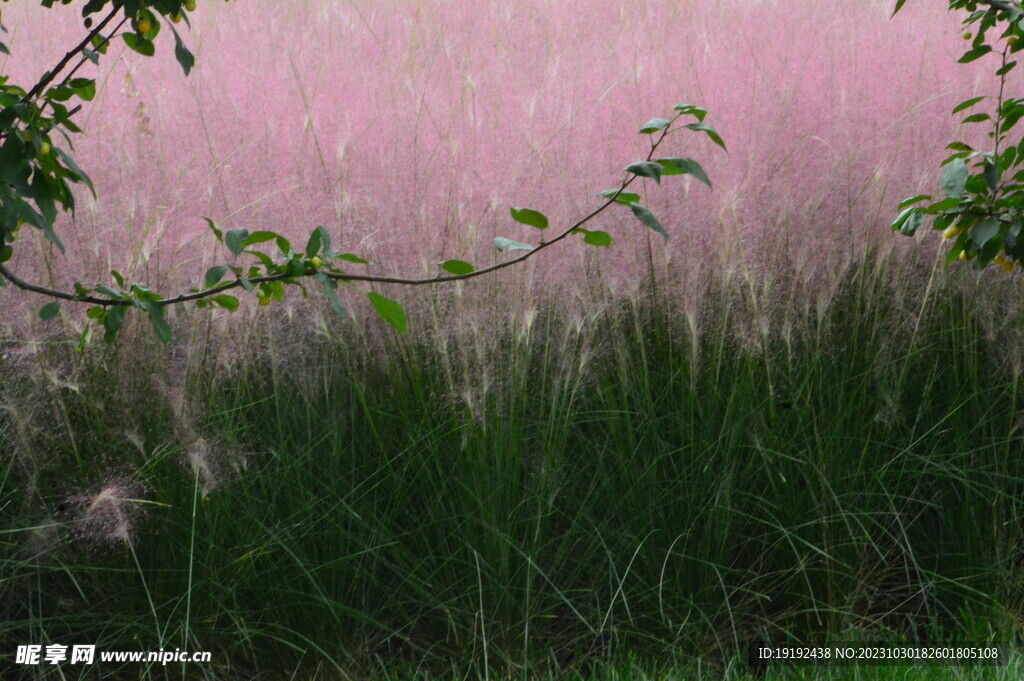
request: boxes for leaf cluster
[892,0,1024,274]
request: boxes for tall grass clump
[3,243,1024,678]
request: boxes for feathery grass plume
[68,479,146,546]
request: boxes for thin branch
[0,116,683,308]
[23,7,122,103]
[49,16,130,98]
[975,0,1020,14]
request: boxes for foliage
[892,0,1024,274]
[0,0,720,344]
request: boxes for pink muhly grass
[68,478,147,547]
[0,0,1007,339]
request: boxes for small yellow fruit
[1009,35,1020,48]
[170,13,182,23]
[310,256,323,269]
[137,18,152,34]
[943,225,961,239]
[959,250,969,261]
[39,141,51,156]
[185,0,197,11]
[999,257,1015,272]
[962,30,973,40]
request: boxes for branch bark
[23,7,122,103]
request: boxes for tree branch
[0,115,684,308]
[975,0,1020,14]
[23,6,122,103]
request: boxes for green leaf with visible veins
[940,159,968,198]
[630,203,668,242]
[367,292,407,334]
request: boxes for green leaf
[890,206,915,233]
[276,236,292,256]
[897,195,932,210]
[630,203,668,242]
[39,302,60,321]
[656,158,712,187]
[211,294,239,312]
[625,161,663,184]
[242,231,279,246]
[204,217,223,243]
[958,45,993,63]
[122,33,155,57]
[14,200,65,254]
[493,237,534,252]
[946,142,974,152]
[598,189,642,205]
[67,77,96,101]
[367,292,407,334]
[95,285,125,300]
[891,0,907,17]
[510,207,549,230]
[1006,220,1023,249]
[672,103,708,121]
[440,259,475,275]
[205,265,228,287]
[149,311,172,343]
[317,274,345,317]
[0,246,11,263]
[170,25,195,76]
[940,158,968,198]
[337,253,369,264]
[684,122,727,150]
[639,117,670,134]
[53,147,94,193]
[573,228,612,247]
[103,305,126,344]
[970,217,1001,250]
[225,228,249,257]
[110,270,125,288]
[901,209,924,236]
[961,112,991,124]
[923,196,963,213]
[952,96,986,114]
[984,160,999,190]
[246,250,275,269]
[306,225,330,257]
[269,280,286,302]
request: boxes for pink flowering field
[0,0,1003,337]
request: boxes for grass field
[2,0,1024,679]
